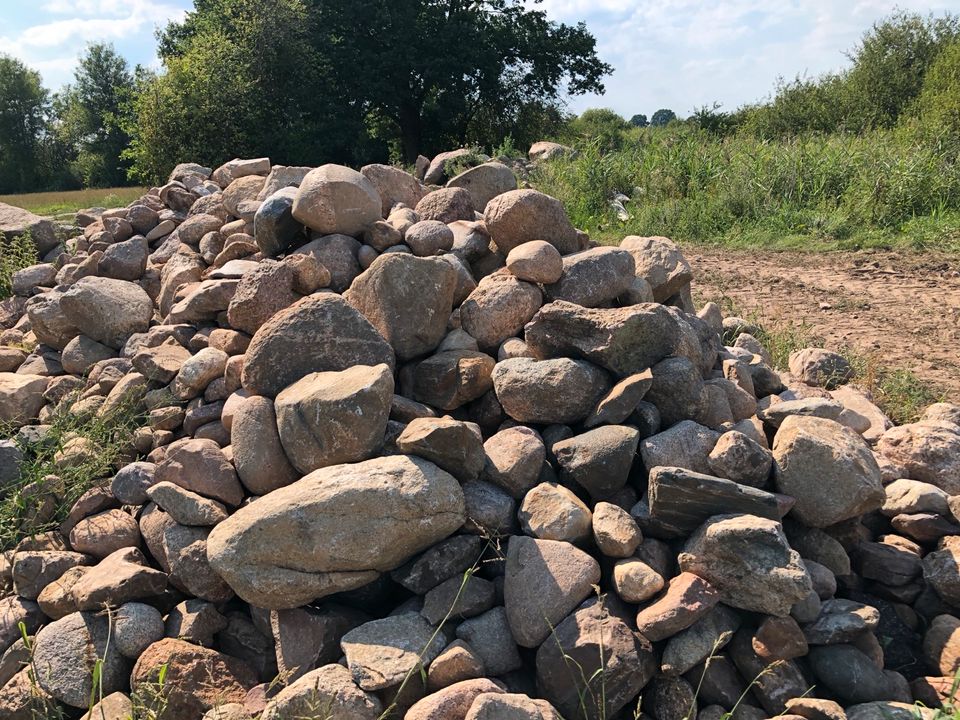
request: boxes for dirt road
[684,246,960,400]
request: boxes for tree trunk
[399,100,422,163]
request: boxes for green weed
[0,389,145,551]
[0,231,39,300]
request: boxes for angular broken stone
[647,466,788,535]
[524,301,682,378]
[275,363,393,474]
[679,514,812,617]
[553,425,639,500]
[70,547,167,611]
[536,598,655,720]
[772,416,884,528]
[504,536,600,648]
[341,612,447,691]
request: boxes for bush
[912,40,960,140]
[0,231,39,300]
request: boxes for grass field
[0,186,147,217]
[531,126,960,253]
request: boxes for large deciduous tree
[650,108,677,127]
[312,0,611,160]
[0,54,49,194]
[134,0,611,179]
[126,0,364,183]
[56,43,134,187]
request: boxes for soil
[684,246,960,400]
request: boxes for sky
[2,0,960,118]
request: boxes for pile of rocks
[1,147,960,720]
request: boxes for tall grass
[0,232,39,300]
[531,126,960,252]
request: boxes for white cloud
[537,0,960,116]
[2,0,187,89]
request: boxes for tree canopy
[650,108,677,127]
[56,43,134,187]
[119,0,611,180]
[0,55,48,193]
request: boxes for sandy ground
[684,246,960,401]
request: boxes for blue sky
[2,0,959,118]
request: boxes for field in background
[0,186,147,217]
[531,127,960,253]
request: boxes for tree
[0,54,48,193]
[56,43,134,187]
[844,11,959,130]
[127,0,362,183]
[304,0,611,160]
[629,113,648,127]
[913,40,960,138]
[569,108,629,150]
[650,108,677,127]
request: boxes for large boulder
[484,189,579,255]
[254,186,303,257]
[877,422,960,494]
[536,599,656,720]
[207,455,465,608]
[424,148,476,185]
[528,141,575,162]
[230,395,300,495]
[504,536,600,647]
[241,293,394,397]
[341,612,447,691]
[397,417,486,482]
[292,234,360,292]
[226,259,298,335]
[772,416,884,527]
[0,373,48,424]
[0,201,59,254]
[525,301,683,378]
[619,236,692,303]
[460,273,542,351]
[345,254,457,361]
[131,639,257,718]
[292,164,381,236]
[24,289,80,349]
[361,163,427,216]
[275,364,394,474]
[678,514,813,616]
[544,247,635,308]
[408,349,496,410]
[492,357,611,425]
[262,664,382,720]
[60,276,153,349]
[446,161,517,210]
[789,348,853,390]
[156,438,244,506]
[32,611,128,708]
